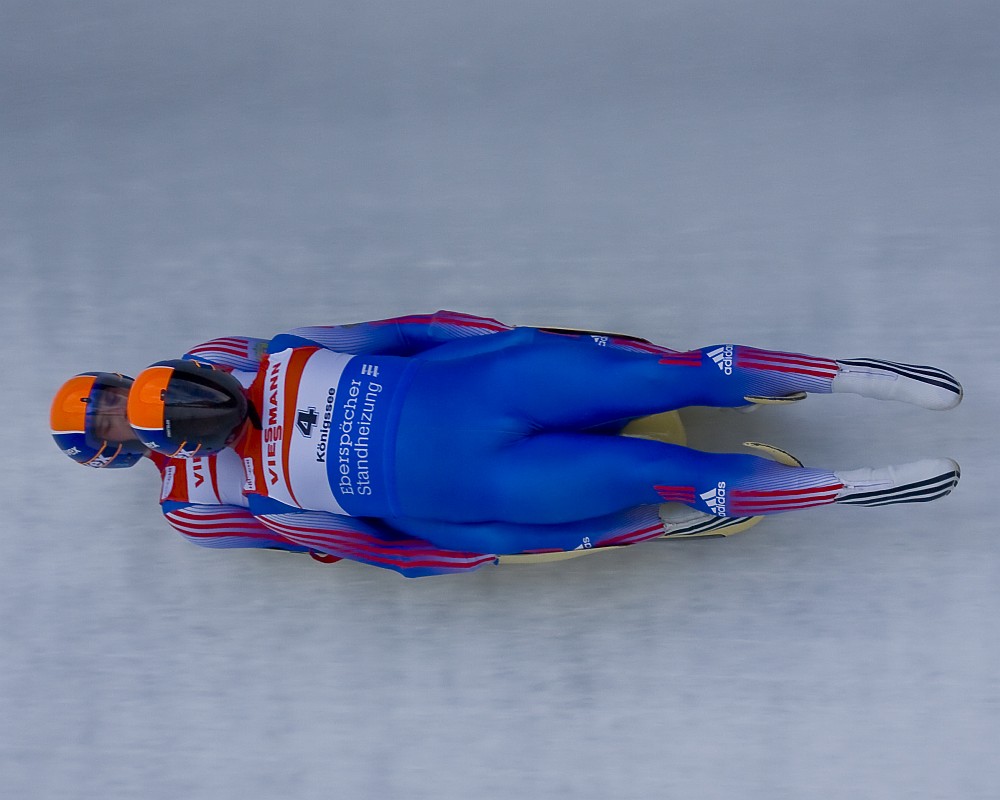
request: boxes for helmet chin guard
[128,359,249,458]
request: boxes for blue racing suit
[144,310,859,575]
[181,311,847,571]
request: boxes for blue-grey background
[3,2,998,798]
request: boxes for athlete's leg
[416,329,841,431]
[487,434,959,525]
[493,332,963,426]
[396,398,845,523]
[415,328,962,430]
[472,433,846,524]
[394,330,961,525]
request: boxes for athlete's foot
[831,359,963,410]
[834,458,960,507]
[657,503,760,538]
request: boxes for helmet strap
[246,401,263,431]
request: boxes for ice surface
[2,2,998,798]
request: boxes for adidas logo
[707,345,735,375]
[700,481,728,516]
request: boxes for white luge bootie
[657,503,760,538]
[834,458,961,507]
[832,359,963,410]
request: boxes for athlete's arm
[268,310,512,355]
[388,507,667,556]
[161,501,317,554]
[181,337,270,372]
[180,316,675,364]
[254,509,498,578]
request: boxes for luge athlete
[51,314,729,576]
[52,311,962,577]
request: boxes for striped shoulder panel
[424,310,512,335]
[164,505,303,550]
[183,337,268,371]
[258,511,497,577]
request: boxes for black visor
[163,364,249,454]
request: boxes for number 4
[296,408,318,437]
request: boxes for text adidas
[701,481,728,516]
[707,345,735,375]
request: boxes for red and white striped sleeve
[182,336,270,371]
[255,510,499,578]
[162,503,314,553]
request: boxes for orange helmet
[128,359,249,458]
[50,372,147,468]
